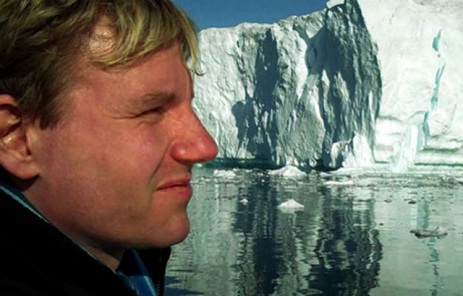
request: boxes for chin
[165,218,191,246]
[140,217,191,249]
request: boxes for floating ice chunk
[269,166,306,177]
[278,199,305,210]
[410,226,448,239]
[324,180,355,186]
[353,196,374,202]
[319,172,332,178]
[213,170,236,178]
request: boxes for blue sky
[172,0,328,30]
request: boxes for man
[0,0,218,295]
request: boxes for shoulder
[0,190,136,296]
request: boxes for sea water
[165,167,463,295]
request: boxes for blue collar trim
[117,250,158,296]
[0,181,48,222]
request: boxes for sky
[172,0,328,30]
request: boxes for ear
[0,94,39,180]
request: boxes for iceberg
[193,0,463,172]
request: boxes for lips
[157,178,193,199]
[157,179,191,190]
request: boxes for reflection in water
[309,185,381,295]
[166,168,463,295]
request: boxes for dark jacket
[0,189,170,296]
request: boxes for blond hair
[0,0,198,127]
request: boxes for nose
[170,111,218,165]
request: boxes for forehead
[62,40,191,118]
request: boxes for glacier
[193,0,463,172]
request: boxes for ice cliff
[193,0,463,171]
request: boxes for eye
[139,106,166,117]
[150,106,166,114]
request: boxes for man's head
[0,0,198,128]
[0,0,217,270]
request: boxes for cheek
[122,129,168,175]
[38,126,166,197]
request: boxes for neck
[82,243,125,271]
